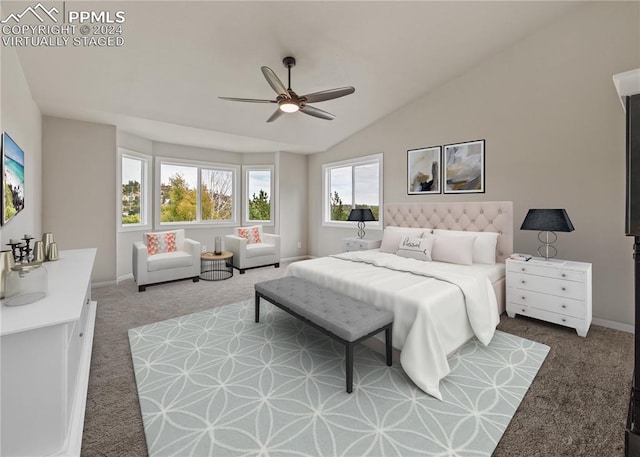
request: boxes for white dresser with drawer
[506,257,592,337]
[1,248,97,457]
[343,237,382,252]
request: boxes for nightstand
[506,257,592,337]
[343,237,381,252]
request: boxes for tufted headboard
[383,201,513,263]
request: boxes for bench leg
[346,343,353,394]
[385,326,393,367]
[255,292,260,323]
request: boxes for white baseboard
[116,274,134,284]
[281,255,311,263]
[592,317,634,334]
[92,280,117,288]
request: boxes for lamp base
[357,221,366,239]
[537,230,558,260]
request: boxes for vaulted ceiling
[12,1,582,153]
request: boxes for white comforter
[285,250,500,400]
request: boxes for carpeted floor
[82,262,633,456]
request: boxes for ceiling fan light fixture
[279,99,299,113]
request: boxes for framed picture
[443,139,485,194]
[2,132,25,225]
[407,146,441,194]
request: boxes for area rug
[129,299,549,457]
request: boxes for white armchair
[132,229,201,292]
[225,231,280,274]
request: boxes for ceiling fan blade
[266,109,284,123]
[261,66,289,97]
[300,87,355,104]
[300,104,335,120]
[219,97,275,103]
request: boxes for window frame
[154,156,240,229]
[322,153,383,229]
[242,165,275,226]
[117,148,152,232]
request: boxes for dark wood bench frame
[255,290,392,393]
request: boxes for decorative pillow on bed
[431,235,476,265]
[145,231,177,256]
[433,229,499,264]
[396,236,435,261]
[380,227,429,253]
[235,225,263,244]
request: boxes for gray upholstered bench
[254,276,393,393]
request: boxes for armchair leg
[275,263,280,268]
[192,277,199,283]
[240,269,246,274]
[138,285,146,292]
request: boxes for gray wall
[278,151,308,258]
[0,47,42,246]
[42,117,117,282]
[308,2,639,327]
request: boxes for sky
[331,163,379,206]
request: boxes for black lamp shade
[347,208,376,222]
[520,209,575,232]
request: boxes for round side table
[200,251,233,281]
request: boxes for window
[322,153,383,227]
[156,157,239,227]
[243,165,274,225]
[118,149,151,231]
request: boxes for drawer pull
[79,332,84,338]
[521,280,526,284]
[561,318,567,323]
[521,308,526,313]
[521,268,526,272]
[561,304,567,309]
[561,287,566,291]
[561,273,566,278]
[521,296,526,300]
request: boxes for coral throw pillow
[146,232,177,256]
[236,226,263,244]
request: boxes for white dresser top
[1,248,96,336]
[507,257,591,271]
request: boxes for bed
[286,201,513,400]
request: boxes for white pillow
[379,227,429,253]
[431,235,476,265]
[396,236,434,261]
[432,229,499,264]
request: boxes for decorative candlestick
[6,240,23,263]
[22,236,34,262]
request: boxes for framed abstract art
[443,140,485,194]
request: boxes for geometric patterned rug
[129,299,549,457]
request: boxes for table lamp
[520,208,574,260]
[348,208,376,239]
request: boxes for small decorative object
[0,250,15,299]
[47,242,59,261]
[348,208,376,239]
[33,241,45,262]
[1,132,25,225]
[214,236,222,255]
[42,232,54,260]
[520,208,575,260]
[443,140,485,194]
[4,262,47,306]
[407,146,441,194]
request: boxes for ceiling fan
[219,56,355,122]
